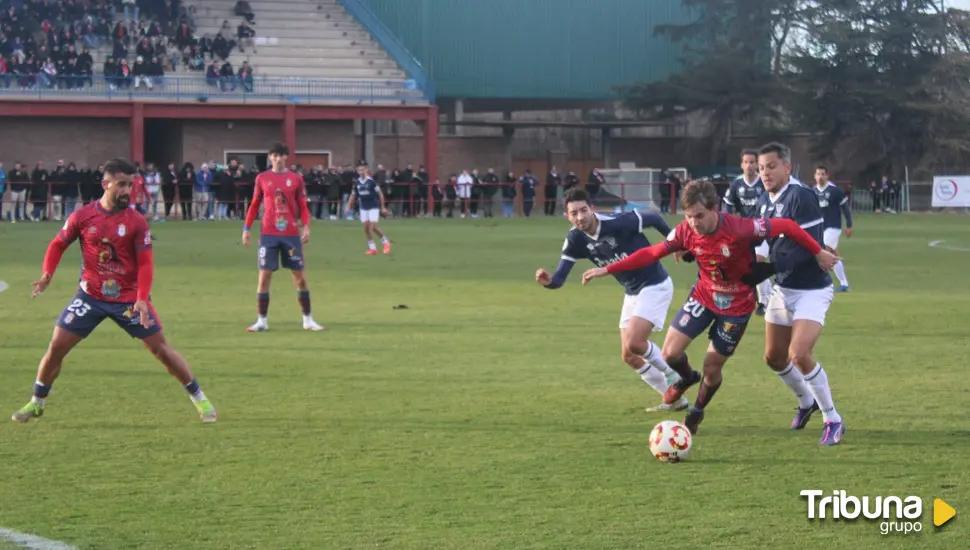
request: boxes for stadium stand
[0,0,425,101]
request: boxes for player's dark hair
[102,158,136,177]
[815,164,829,173]
[681,180,719,210]
[563,187,590,207]
[758,142,791,163]
[268,142,290,156]
[741,148,758,160]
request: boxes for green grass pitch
[0,214,968,549]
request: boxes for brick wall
[0,117,129,168]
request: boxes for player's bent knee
[764,351,788,370]
[787,348,814,368]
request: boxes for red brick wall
[0,117,129,168]
[374,136,507,178]
[178,120,355,166]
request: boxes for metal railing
[0,74,428,104]
[338,0,435,101]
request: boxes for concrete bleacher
[192,0,409,80]
[60,0,425,102]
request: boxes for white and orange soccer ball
[649,420,692,463]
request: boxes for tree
[619,0,803,158]
[785,0,970,175]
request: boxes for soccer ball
[649,420,692,463]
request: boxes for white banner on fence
[932,176,970,207]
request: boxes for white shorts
[360,208,381,223]
[823,228,841,250]
[619,276,675,331]
[765,285,834,327]
[754,241,770,258]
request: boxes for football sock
[297,290,311,315]
[694,378,721,410]
[32,380,51,405]
[666,353,694,381]
[637,364,668,395]
[257,292,270,318]
[833,261,848,286]
[184,379,206,403]
[367,240,376,250]
[380,236,389,244]
[643,341,673,376]
[804,363,842,423]
[778,363,815,409]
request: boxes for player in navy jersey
[583,180,837,435]
[813,166,852,291]
[757,142,845,446]
[242,142,324,332]
[11,158,216,423]
[346,163,391,255]
[535,188,685,412]
[722,149,771,314]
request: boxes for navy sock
[257,292,269,317]
[695,379,721,410]
[34,381,52,399]
[297,290,311,315]
[184,379,200,395]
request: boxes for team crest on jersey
[275,217,288,231]
[721,244,730,257]
[602,237,617,249]
[286,179,292,187]
[87,226,98,234]
[775,205,784,216]
[117,224,127,237]
[102,278,120,299]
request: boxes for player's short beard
[114,194,130,210]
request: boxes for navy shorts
[56,291,162,340]
[258,235,304,271]
[670,295,751,357]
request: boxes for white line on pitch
[0,528,76,550]
[928,240,970,252]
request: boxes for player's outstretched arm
[764,218,839,271]
[608,242,672,274]
[537,259,575,290]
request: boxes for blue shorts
[670,294,751,357]
[258,235,304,271]
[56,291,162,340]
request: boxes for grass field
[0,213,968,549]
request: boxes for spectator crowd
[0,0,256,92]
[0,158,613,222]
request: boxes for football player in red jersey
[242,142,324,332]
[11,158,217,424]
[582,180,838,434]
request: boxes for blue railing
[338,0,435,101]
[0,74,429,104]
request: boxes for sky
[949,0,970,10]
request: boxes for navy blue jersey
[353,177,381,210]
[757,181,832,290]
[561,211,671,295]
[814,182,852,229]
[722,176,765,218]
